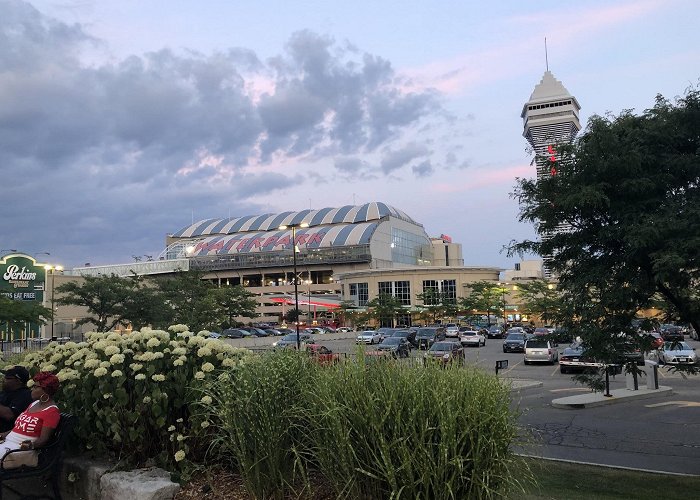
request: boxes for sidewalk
[551,385,673,408]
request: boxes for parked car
[660,324,684,342]
[221,328,250,339]
[241,326,269,337]
[559,343,604,374]
[356,330,382,344]
[376,327,396,342]
[265,328,283,336]
[486,325,504,339]
[524,339,559,365]
[533,327,550,336]
[375,337,411,358]
[640,331,664,350]
[426,341,464,364]
[305,344,341,365]
[415,327,446,350]
[276,328,296,336]
[337,326,354,333]
[657,341,697,365]
[503,333,527,353]
[273,333,314,348]
[444,323,460,338]
[392,329,418,348]
[459,330,486,347]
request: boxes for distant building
[521,71,582,275]
[502,259,545,282]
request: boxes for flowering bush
[20,325,250,472]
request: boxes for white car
[337,327,353,333]
[524,339,559,364]
[445,324,460,338]
[356,330,382,344]
[657,341,697,365]
[460,330,486,347]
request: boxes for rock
[100,467,180,500]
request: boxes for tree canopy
[510,86,700,374]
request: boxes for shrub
[19,325,251,473]
[203,354,524,499]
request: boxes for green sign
[0,254,46,302]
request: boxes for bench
[0,413,77,500]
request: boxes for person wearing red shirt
[0,372,61,464]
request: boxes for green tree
[366,293,404,327]
[510,87,700,375]
[515,280,560,326]
[0,296,52,333]
[154,271,218,332]
[56,274,139,332]
[416,289,449,323]
[460,281,503,326]
[209,285,258,329]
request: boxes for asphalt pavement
[224,331,700,475]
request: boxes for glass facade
[422,279,456,303]
[391,228,432,265]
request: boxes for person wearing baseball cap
[0,366,33,433]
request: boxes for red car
[306,344,341,366]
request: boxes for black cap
[1,366,30,384]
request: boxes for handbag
[1,449,39,469]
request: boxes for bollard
[625,368,639,391]
[644,360,659,390]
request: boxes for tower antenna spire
[545,37,549,71]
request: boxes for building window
[357,283,369,306]
[394,281,411,306]
[378,281,392,296]
[514,263,521,271]
[422,279,456,304]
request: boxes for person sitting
[0,366,33,433]
[0,372,61,467]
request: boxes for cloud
[0,1,451,266]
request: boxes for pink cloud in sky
[400,0,665,96]
[431,164,532,194]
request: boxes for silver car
[658,341,697,365]
[356,330,382,344]
[524,339,559,364]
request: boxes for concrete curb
[503,378,543,391]
[517,453,700,477]
[551,386,673,409]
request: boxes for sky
[2,0,699,270]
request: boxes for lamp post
[45,264,63,341]
[279,222,309,349]
[497,282,507,327]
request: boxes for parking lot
[224,331,700,475]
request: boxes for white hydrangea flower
[200,395,213,405]
[176,418,183,423]
[201,362,215,373]
[41,364,57,372]
[222,358,236,368]
[168,425,176,432]
[172,347,186,356]
[94,367,108,377]
[173,359,184,367]
[135,373,146,380]
[197,347,213,357]
[194,371,205,380]
[109,354,125,365]
[151,374,166,382]
[153,352,164,359]
[168,324,189,333]
[103,393,112,399]
[111,370,123,378]
[104,345,120,356]
[143,396,151,403]
[129,363,143,371]
[176,434,184,442]
[174,450,185,462]
[201,421,210,429]
[99,361,110,368]
[146,338,161,348]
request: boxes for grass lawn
[519,458,700,499]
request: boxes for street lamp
[279,222,309,349]
[497,282,507,326]
[45,264,63,341]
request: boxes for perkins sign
[0,255,46,302]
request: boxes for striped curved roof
[172,202,415,238]
[188,222,379,256]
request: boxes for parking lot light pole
[279,222,309,349]
[497,282,507,327]
[45,264,63,341]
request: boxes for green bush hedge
[18,325,250,472]
[203,352,524,499]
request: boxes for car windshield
[665,342,690,351]
[393,331,409,337]
[281,334,297,341]
[526,340,549,348]
[360,331,375,335]
[506,334,525,341]
[381,338,401,345]
[462,331,478,336]
[430,342,455,351]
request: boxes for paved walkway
[551,386,673,408]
